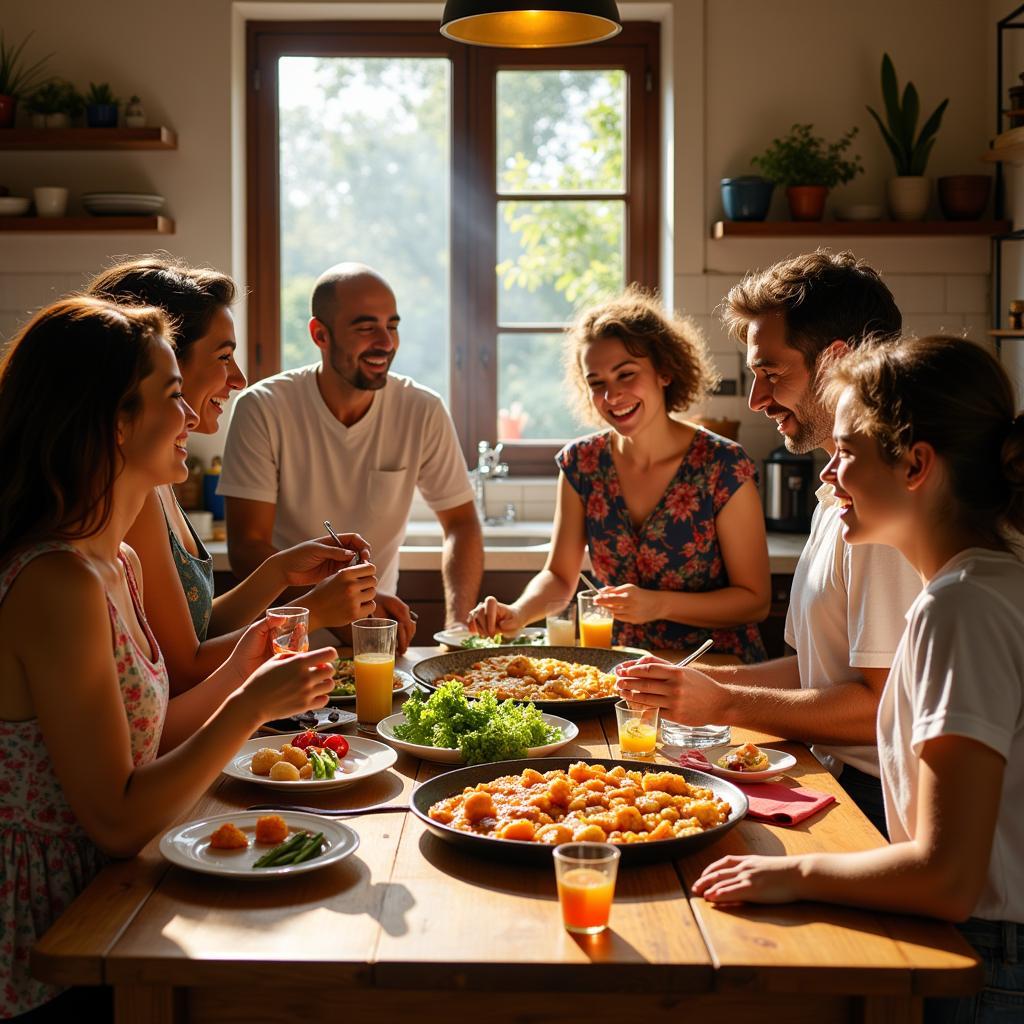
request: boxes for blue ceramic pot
[86,103,118,128]
[720,176,774,221]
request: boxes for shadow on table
[570,928,649,963]
[416,831,686,906]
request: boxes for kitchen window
[247,21,659,472]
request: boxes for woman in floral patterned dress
[468,287,769,663]
[0,297,337,1020]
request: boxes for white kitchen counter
[206,523,807,576]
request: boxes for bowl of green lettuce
[376,681,578,765]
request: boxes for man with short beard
[615,250,920,836]
[219,262,482,651]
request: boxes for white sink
[402,531,549,550]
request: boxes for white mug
[33,187,69,218]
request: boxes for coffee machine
[763,446,815,533]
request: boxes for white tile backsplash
[945,275,989,314]
[885,274,947,314]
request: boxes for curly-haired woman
[468,287,769,662]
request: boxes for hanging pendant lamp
[440,1,622,48]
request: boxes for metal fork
[247,803,410,818]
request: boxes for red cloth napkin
[679,750,836,826]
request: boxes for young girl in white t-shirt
[691,335,1024,1022]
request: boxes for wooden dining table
[32,646,980,1024]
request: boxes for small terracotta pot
[938,175,992,221]
[786,185,828,221]
[0,95,16,129]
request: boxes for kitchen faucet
[473,440,512,526]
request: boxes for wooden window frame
[246,21,659,473]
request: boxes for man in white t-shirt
[616,251,920,836]
[219,263,482,651]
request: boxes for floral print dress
[0,542,168,1018]
[558,429,767,663]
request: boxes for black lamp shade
[440,1,622,48]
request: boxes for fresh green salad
[459,633,544,649]
[392,681,561,764]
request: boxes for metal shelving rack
[992,3,1024,357]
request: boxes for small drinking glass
[352,617,398,733]
[659,721,731,749]
[614,699,659,758]
[577,592,613,648]
[267,606,309,655]
[554,842,620,935]
[545,600,576,647]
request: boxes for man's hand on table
[374,592,416,655]
[615,655,730,723]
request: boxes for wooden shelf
[0,215,174,233]
[989,329,1024,338]
[711,220,1009,239]
[982,142,1024,163]
[0,127,177,151]
[1004,109,1024,118]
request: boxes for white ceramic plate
[327,667,415,705]
[160,810,358,879]
[375,711,578,764]
[222,734,397,791]
[696,744,797,783]
[432,626,547,648]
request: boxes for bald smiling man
[218,263,483,652]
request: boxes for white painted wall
[0,0,995,475]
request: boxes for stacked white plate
[82,192,165,216]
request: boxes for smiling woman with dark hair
[469,286,770,662]
[0,296,337,1020]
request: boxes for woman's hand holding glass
[615,655,727,724]
[238,646,339,723]
[220,615,337,720]
[593,583,661,625]
[466,595,525,638]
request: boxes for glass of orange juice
[577,592,613,648]
[553,842,620,935]
[352,617,397,733]
[614,699,659,758]
[267,606,309,655]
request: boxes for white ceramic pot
[44,112,70,128]
[124,114,146,128]
[887,176,930,221]
[33,186,69,218]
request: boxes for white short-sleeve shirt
[217,365,475,594]
[785,483,922,776]
[879,548,1024,922]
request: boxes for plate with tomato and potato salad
[222,732,397,791]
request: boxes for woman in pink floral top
[0,298,338,1020]
[468,287,769,663]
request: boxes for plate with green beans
[158,811,359,879]
[222,735,398,791]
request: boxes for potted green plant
[124,94,146,128]
[751,123,863,221]
[26,79,82,129]
[866,53,948,221]
[84,81,119,128]
[0,31,52,129]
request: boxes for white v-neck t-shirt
[879,548,1024,923]
[785,483,922,776]
[218,365,474,594]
